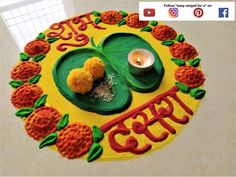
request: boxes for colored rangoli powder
[175,66,205,88]
[8,10,207,162]
[25,106,61,140]
[11,84,43,108]
[100,10,123,25]
[170,43,198,60]
[24,39,50,57]
[151,25,177,41]
[126,13,148,28]
[11,61,41,82]
[56,123,93,159]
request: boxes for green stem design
[90,37,97,48]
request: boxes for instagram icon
[168,8,179,18]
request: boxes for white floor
[0,0,235,176]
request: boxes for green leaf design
[99,33,164,93]
[36,32,45,40]
[94,17,101,24]
[190,88,206,99]
[149,21,158,26]
[161,40,174,46]
[188,58,201,67]
[32,54,46,62]
[53,48,131,115]
[141,26,152,32]
[28,74,42,84]
[57,114,69,131]
[15,108,34,118]
[9,80,23,88]
[119,10,128,17]
[20,52,30,61]
[53,33,164,114]
[92,11,101,17]
[87,143,103,162]
[39,132,57,149]
[175,82,190,93]
[92,126,104,143]
[34,94,48,109]
[171,58,185,66]
[118,19,126,27]
[47,37,60,43]
[175,34,185,42]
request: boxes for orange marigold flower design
[24,39,50,57]
[11,61,41,82]
[175,66,205,88]
[11,84,43,108]
[126,13,148,28]
[170,43,198,61]
[56,123,93,159]
[151,25,177,41]
[25,106,61,141]
[100,10,123,25]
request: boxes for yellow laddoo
[67,68,93,94]
[84,57,105,80]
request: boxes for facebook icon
[219,8,229,18]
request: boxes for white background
[139,1,235,21]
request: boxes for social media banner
[139,1,235,21]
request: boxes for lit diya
[128,48,155,75]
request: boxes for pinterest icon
[193,8,204,18]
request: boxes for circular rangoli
[9,10,206,162]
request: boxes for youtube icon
[143,8,155,17]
